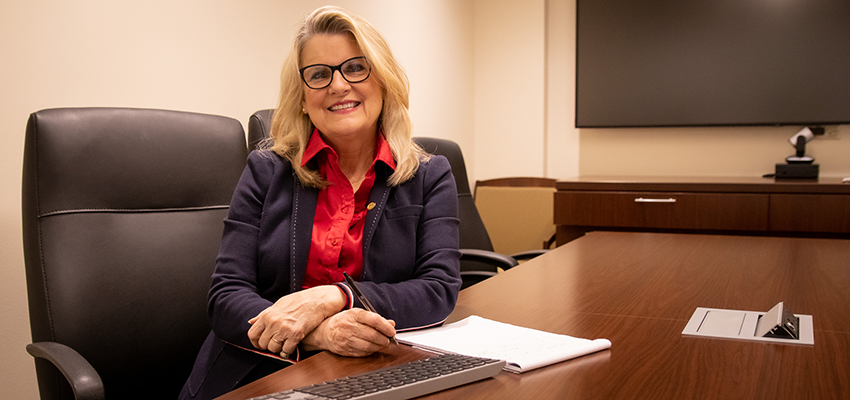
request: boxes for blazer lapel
[290,177,318,293]
[361,165,391,281]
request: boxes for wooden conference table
[218,232,850,399]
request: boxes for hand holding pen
[343,272,399,345]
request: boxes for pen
[342,272,398,345]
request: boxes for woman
[179,6,461,399]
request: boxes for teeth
[330,102,358,111]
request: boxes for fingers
[352,309,397,340]
[248,313,304,355]
[247,318,265,349]
[248,321,300,359]
[247,309,283,350]
[280,337,298,358]
[268,336,297,358]
[320,309,397,357]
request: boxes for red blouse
[300,129,396,289]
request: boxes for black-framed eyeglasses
[299,56,372,90]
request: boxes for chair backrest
[411,138,495,252]
[247,108,273,150]
[246,109,495,253]
[22,108,248,399]
[474,178,557,254]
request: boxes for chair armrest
[459,270,497,289]
[510,249,549,261]
[459,249,519,270]
[27,342,105,400]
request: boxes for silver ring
[280,351,288,359]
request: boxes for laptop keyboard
[248,353,505,400]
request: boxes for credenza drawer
[554,191,769,231]
[554,177,850,245]
[770,194,850,233]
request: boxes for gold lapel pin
[366,202,376,211]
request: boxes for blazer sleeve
[206,151,278,348]
[350,155,462,331]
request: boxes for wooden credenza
[555,176,850,245]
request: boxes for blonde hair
[264,6,428,188]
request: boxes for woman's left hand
[247,285,345,358]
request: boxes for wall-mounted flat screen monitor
[576,0,850,128]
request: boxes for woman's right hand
[247,285,345,357]
[301,308,397,357]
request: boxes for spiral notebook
[396,315,611,373]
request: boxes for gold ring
[280,351,288,359]
[271,338,282,344]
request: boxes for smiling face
[301,33,383,148]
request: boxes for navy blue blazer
[180,150,461,399]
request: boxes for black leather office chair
[410,138,553,286]
[22,108,248,400]
[247,109,530,289]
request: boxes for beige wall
[2,0,848,398]
[580,125,850,177]
[472,0,547,180]
[546,0,581,178]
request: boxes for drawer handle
[634,197,677,203]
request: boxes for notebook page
[396,315,611,373]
